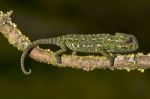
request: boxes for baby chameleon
[21,33,139,75]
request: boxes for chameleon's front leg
[100,50,116,66]
[55,43,67,63]
[71,50,77,56]
[109,54,117,66]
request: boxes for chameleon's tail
[21,37,60,75]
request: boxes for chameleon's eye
[126,37,134,44]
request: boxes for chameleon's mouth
[122,34,139,53]
[129,35,139,52]
[125,38,139,53]
[112,33,139,54]
[113,34,139,54]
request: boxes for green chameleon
[21,33,139,75]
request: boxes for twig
[0,10,149,73]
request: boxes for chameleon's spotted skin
[21,33,139,75]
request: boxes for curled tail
[21,38,60,75]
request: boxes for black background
[0,0,150,99]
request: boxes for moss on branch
[0,10,149,74]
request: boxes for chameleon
[21,33,139,75]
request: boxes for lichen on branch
[0,10,149,74]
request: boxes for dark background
[0,0,150,99]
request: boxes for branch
[0,10,149,73]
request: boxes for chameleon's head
[113,33,139,53]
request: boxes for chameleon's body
[21,33,139,75]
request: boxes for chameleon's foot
[109,57,114,66]
[55,55,62,63]
[108,55,116,66]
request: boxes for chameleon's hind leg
[55,43,67,63]
[99,50,116,66]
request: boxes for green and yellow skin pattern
[21,33,139,75]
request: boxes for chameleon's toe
[108,56,115,66]
[108,54,117,66]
